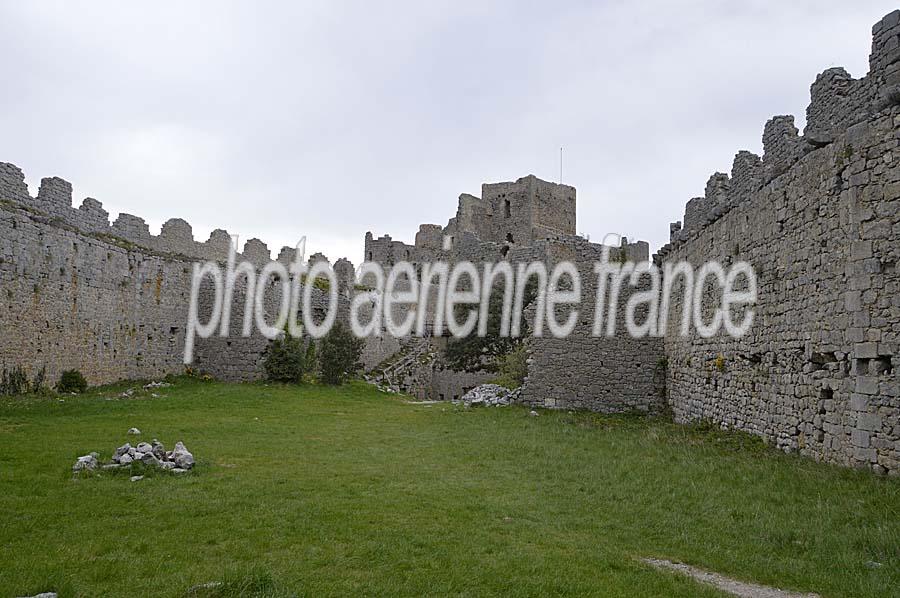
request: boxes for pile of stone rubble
[454,384,522,407]
[111,381,172,400]
[72,435,195,474]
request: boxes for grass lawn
[0,379,897,597]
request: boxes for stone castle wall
[364,171,661,409]
[363,174,577,268]
[0,164,342,385]
[519,238,665,413]
[0,201,193,384]
[656,10,900,473]
[191,273,351,381]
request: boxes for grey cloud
[0,0,895,262]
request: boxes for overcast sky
[1,1,895,262]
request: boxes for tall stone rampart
[656,10,900,473]
[0,164,343,385]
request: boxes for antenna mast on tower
[559,147,563,184]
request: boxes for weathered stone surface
[456,384,520,407]
[72,454,97,472]
[171,442,195,470]
[113,443,131,460]
[151,440,166,460]
[656,21,900,473]
[140,452,160,467]
[135,442,152,454]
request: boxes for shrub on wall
[492,344,528,389]
[0,366,31,396]
[446,278,537,373]
[319,322,363,385]
[57,369,88,394]
[262,328,306,384]
[0,366,50,396]
[304,340,318,380]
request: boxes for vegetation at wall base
[446,278,538,373]
[318,321,363,385]
[491,344,528,389]
[0,366,50,396]
[262,329,306,384]
[56,369,87,394]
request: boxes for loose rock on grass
[73,439,195,475]
[454,384,522,407]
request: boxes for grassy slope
[0,379,897,597]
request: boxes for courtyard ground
[0,379,897,597]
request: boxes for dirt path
[641,558,820,598]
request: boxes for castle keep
[1,11,899,474]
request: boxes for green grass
[0,379,897,597]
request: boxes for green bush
[57,369,88,394]
[0,366,30,396]
[492,344,528,389]
[0,366,51,396]
[319,321,363,385]
[304,340,318,379]
[446,277,538,373]
[263,328,305,384]
[31,366,47,393]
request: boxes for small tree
[319,321,363,385]
[262,328,305,383]
[57,369,88,393]
[0,366,30,396]
[493,344,528,389]
[304,340,318,380]
[446,277,538,372]
[32,366,47,394]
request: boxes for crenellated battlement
[0,161,306,265]
[871,10,900,102]
[652,10,900,475]
[365,173,583,272]
[660,9,900,258]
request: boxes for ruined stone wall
[448,194,494,244]
[361,164,653,409]
[191,274,346,381]
[363,232,416,266]
[657,11,900,474]
[0,164,302,267]
[479,175,576,244]
[365,175,576,271]
[479,180,533,245]
[430,364,493,401]
[519,237,665,413]
[526,178,577,240]
[361,334,403,370]
[0,162,348,385]
[0,201,192,385]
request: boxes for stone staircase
[364,337,435,396]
